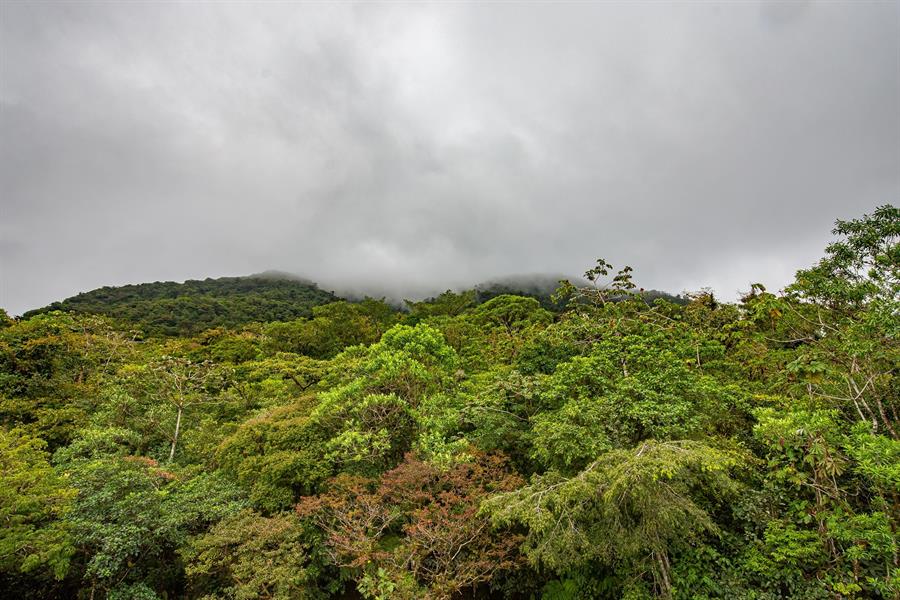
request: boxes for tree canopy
[2,205,897,599]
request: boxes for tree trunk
[169,405,183,462]
[655,550,673,599]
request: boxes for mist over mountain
[325,272,580,304]
[20,268,688,329]
[19,271,571,325]
[2,2,897,316]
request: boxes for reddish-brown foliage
[296,451,525,599]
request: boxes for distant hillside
[472,274,687,310]
[24,275,338,336]
[23,270,688,336]
[471,274,574,310]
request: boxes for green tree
[184,509,327,600]
[0,429,74,580]
[486,440,742,598]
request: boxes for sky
[1,1,898,315]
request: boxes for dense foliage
[24,275,339,336]
[1,205,897,599]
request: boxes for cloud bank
[2,1,898,314]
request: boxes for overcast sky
[1,1,898,314]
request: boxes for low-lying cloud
[2,1,897,314]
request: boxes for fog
[2,1,898,314]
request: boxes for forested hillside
[471,276,686,312]
[1,205,897,599]
[23,275,339,336]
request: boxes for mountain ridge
[21,271,687,335]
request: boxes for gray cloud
[1,1,898,314]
